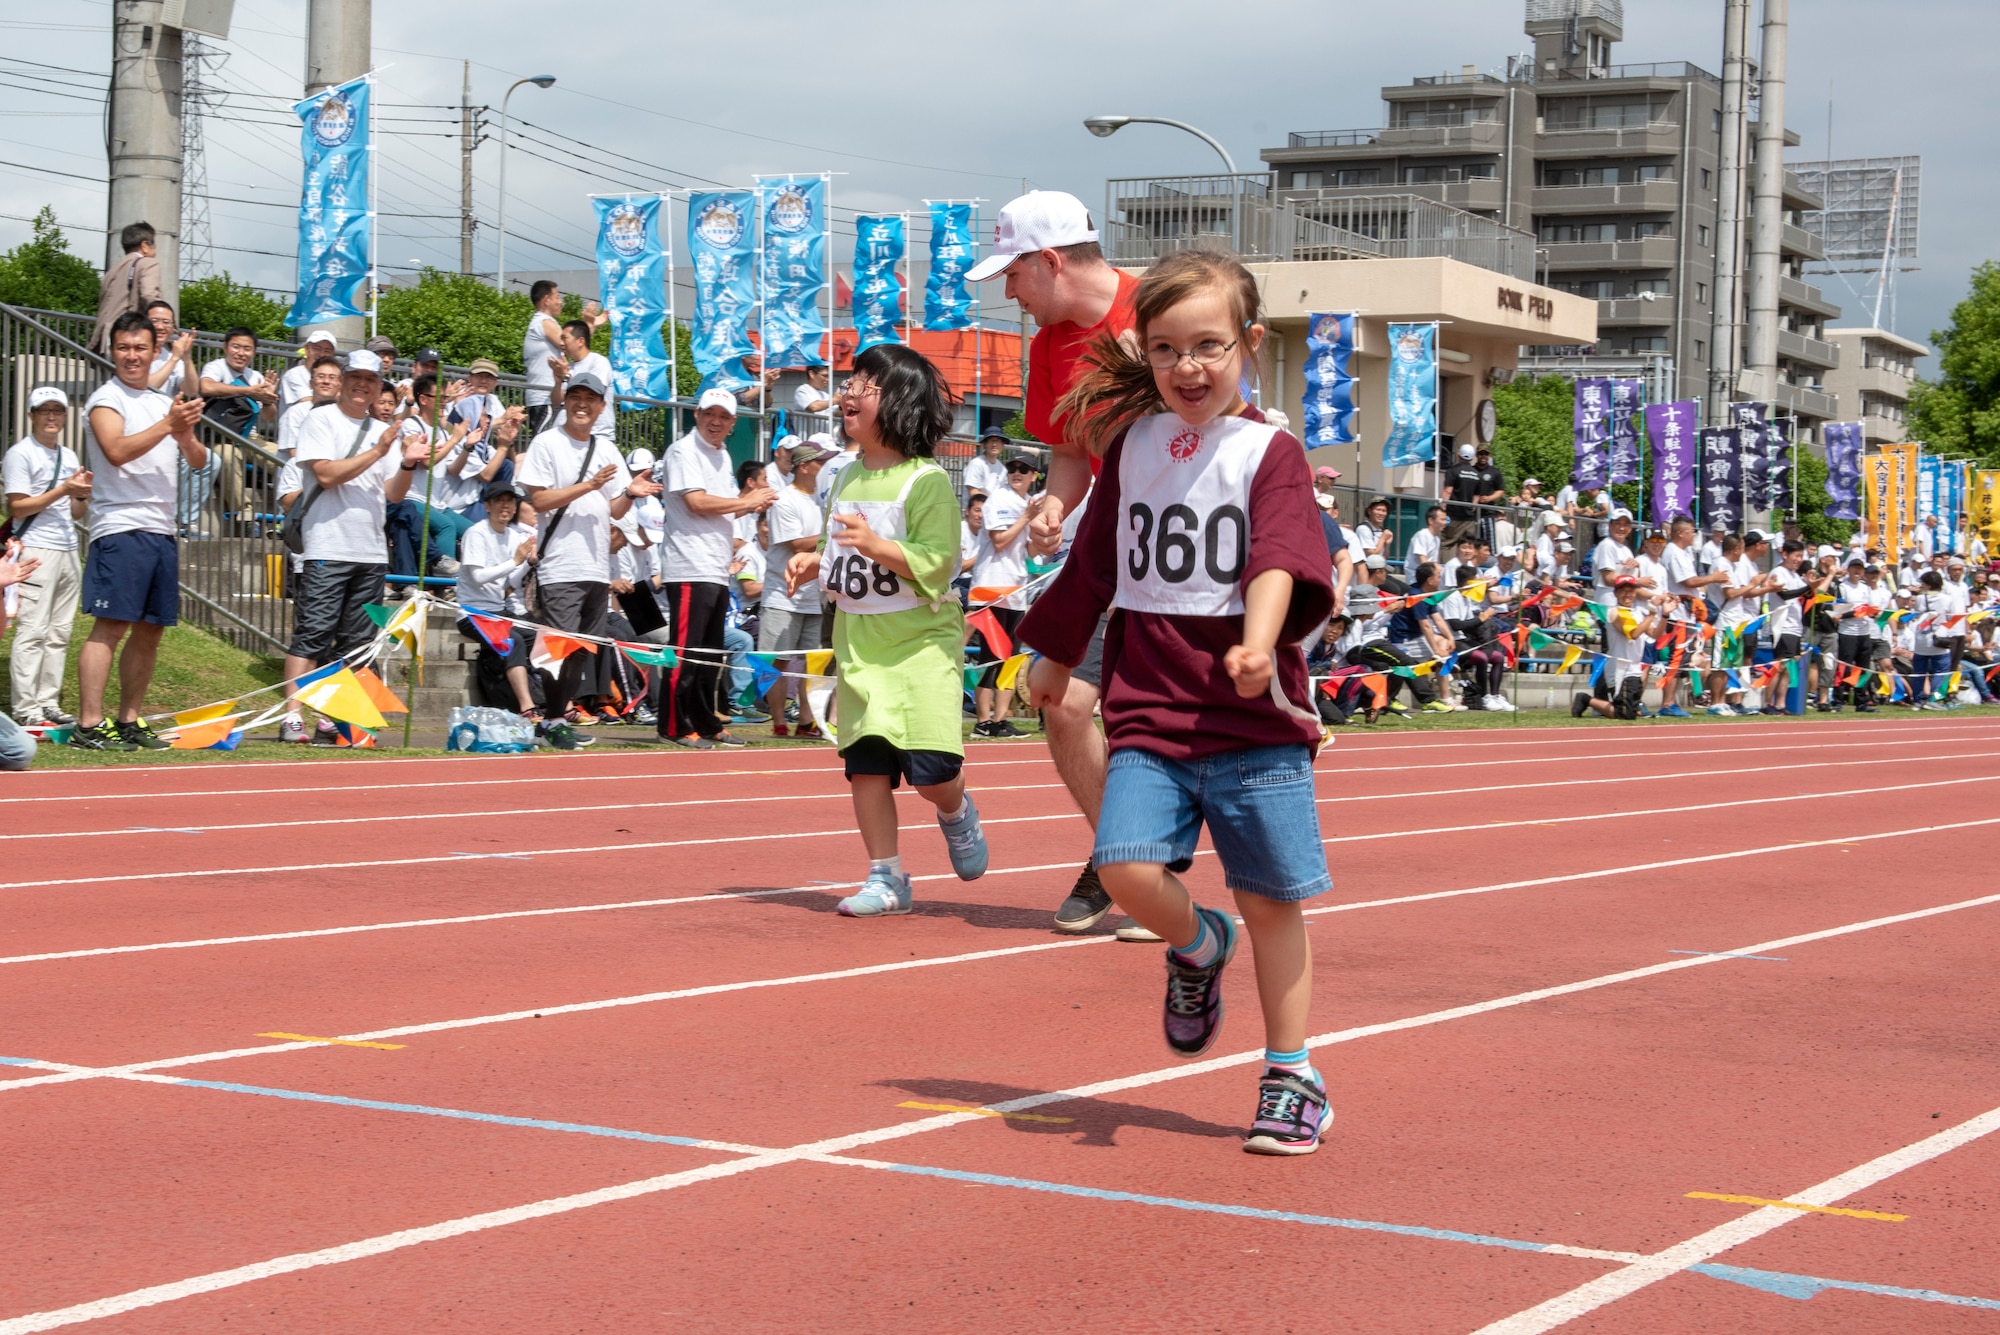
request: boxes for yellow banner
[1884,443,1920,533]
[1864,455,1901,555]
[1974,470,2000,550]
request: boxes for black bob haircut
[850,343,956,459]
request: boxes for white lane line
[11,726,1997,808]
[23,745,2000,843]
[8,766,1992,896]
[1469,1104,2000,1334]
[6,812,1998,1095]
[5,887,1998,1335]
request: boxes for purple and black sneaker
[1162,906,1237,1058]
[1243,1067,1330,1156]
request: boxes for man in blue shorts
[71,310,209,751]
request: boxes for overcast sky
[3,0,1990,359]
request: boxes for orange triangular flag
[169,717,239,749]
[351,666,409,715]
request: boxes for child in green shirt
[783,344,989,915]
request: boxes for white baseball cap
[301,329,337,350]
[344,349,384,379]
[27,386,68,410]
[626,447,656,470]
[1815,544,1839,559]
[965,191,1099,283]
[806,431,837,451]
[1457,442,1476,460]
[696,387,739,415]
[774,433,802,454]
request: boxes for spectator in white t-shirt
[760,438,837,737]
[1574,577,1666,720]
[0,549,44,769]
[277,329,338,420]
[813,431,858,509]
[551,320,616,441]
[1589,509,1643,604]
[1403,504,1448,585]
[521,281,606,435]
[517,370,661,748]
[654,388,777,746]
[1704,532,1777,715]
[454,480,540,717]
[793,364,834,415]
[962,430,1009,501]
[3,387,90,726]
[70,311,208,751]
[969,456,1041,738]
[279,349,428,743]
[1353,496,1396,591]
[764,435,798,495]
[444,358,506,445]
[277,356,343,459]
[143,300,192,396]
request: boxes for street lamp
[1082,115,1238,174]
[496,74,556,291]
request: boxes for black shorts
[1773,633,1801,660]
[842,735,962,790]
[289,559,385,661]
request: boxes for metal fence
[1102,177,1536,281]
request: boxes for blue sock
[1170,908,1222,969]
[1265,1046,1321,1085]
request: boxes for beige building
[1250,256,1599,494]
[1823,327,1929,447]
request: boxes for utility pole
[1707,0,1749,421]
[106,0,184,311]
[459,60,475,274]
[304,0,371,348]
[1743,0,1788,404]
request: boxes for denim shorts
[1095,743,1331,902]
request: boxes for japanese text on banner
[924,203,975,331]
[1381,323,1437,468]
[852,215,906,353]
[686,191,758,392]
[592,195,673,401]
[1300,313,1356,447]
[288,75,372,327]
[757,175,829,369]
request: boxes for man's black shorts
[841,734,962,790]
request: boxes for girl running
[785,344,989,916]
[1022,249,1337,1155]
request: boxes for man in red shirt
[969,190,1149,937]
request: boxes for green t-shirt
[821,456,966,756]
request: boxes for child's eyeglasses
[1145,338,1238,370]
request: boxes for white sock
[870,854,904,879]
[940,794,970,823]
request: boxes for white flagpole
[367,72,379,337]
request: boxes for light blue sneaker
[937,794,989,881]
[1658,703,1692,718]
[838,868,913,917]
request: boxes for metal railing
[1104,177,1536,281]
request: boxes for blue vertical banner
[1381,323,1437,468]
[1698,426,1744,532]
[1918,452,1942,531]
[686,191,759,391]
[1571,377,1610,490]
[1300,313,1356,447]
[1608,379,1644,484]
[924,202,975,331]
[1646,400,1698,521]
[592,195,672,402]
[1822,421,1864,521]
[287,75,372,327]
[852,215,906,353]
[757,175,828,369]
[1943,461,1965,553]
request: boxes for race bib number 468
[825,550,903,600]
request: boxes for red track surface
[3,720,1999,1333]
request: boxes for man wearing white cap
[653,388,776,747]
[811,430,856,510]
[967,188,1147,936]
[1590,508,1643,606]
[277,329,338,421]
[280,349,430,743]
[764,435,799,495]
[4,387,90,726]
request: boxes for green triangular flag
[363,603,392,628]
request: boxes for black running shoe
[69,721,136,752]
[1052,861,1113,933]
[1571,691,1592,719]
[537,721,591,751]
[1163,906,1237,1058]
[116,719,171,750]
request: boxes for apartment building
[1258,0,1844,436]
[1823,327,1929,446]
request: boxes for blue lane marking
[1691,1263,2000,1310]
[11,1053,1998,1314]
[1669,949,1789,961]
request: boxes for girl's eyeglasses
[1145,338,1238,371]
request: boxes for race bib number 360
[1113,415,1277,617]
